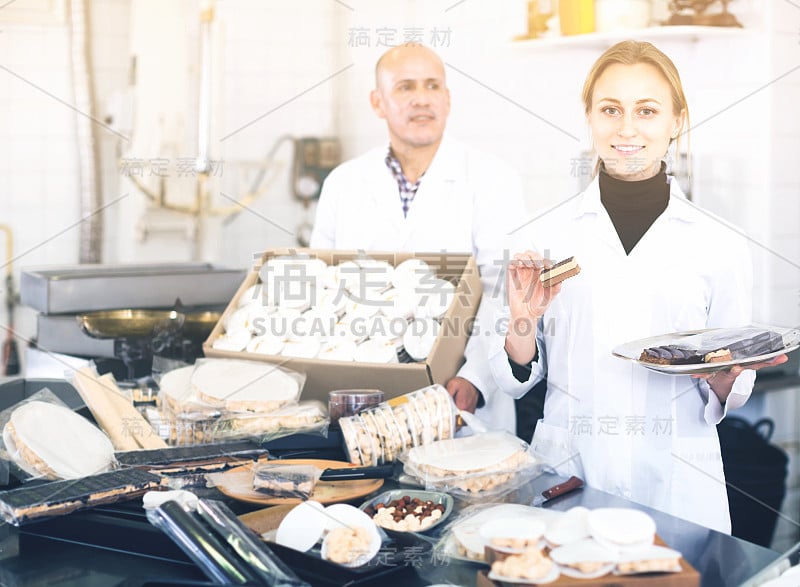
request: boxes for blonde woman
[491,41,786,533]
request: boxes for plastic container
[328,390,384,424]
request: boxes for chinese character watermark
[346,27,452,48]
[119,157,224,178]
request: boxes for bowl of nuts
[360,490,453,533]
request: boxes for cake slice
[638,345,703,365]
[540,257,581,287]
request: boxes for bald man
[311,44,525,434]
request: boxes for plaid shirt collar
[385,148,423,218]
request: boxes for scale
[76,309,221,379]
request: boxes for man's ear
[370,89,385,119]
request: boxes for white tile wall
[1,1,799,548]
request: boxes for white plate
[275,501,327,552]
[612,327,800,375]
[321,504,381,567]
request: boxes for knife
[532,476,584,506]
[318,464,395,481]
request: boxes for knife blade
[318,464,395,482]
[532,476,584,507]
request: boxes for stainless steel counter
[0,471,780,587]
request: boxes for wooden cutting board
[213,459,384,506]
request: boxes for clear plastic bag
[252,464,322,500]
[210,401,329,444]
[0,388,117,481]
[340,384,458,466]
[401,431,543,500]
[156,358,306,416]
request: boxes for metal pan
[76,309,185,339]
[182,311,222,338]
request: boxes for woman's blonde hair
[582,40,690,178]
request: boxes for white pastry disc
[4,400,115,479]
[354,339,398,364]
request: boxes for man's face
[370,47,450,151]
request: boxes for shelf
[512,25,755,51]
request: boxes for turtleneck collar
[599,161,670,255]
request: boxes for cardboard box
[203,249,482,403]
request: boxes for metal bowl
[359,489,453,534]
[182,311,222,338]
[77,310,185,339]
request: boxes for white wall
[2,3,800,548]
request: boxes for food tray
[21,263,244,314]
[613,326,800,375]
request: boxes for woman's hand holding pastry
[504,251,562,365]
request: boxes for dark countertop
[0,470,780,587]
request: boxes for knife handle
[541,476,584,500]
[319,464,394,481]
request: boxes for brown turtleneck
[599,163,670,255]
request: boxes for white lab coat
[311,135,525,433]
[489,175,754,533]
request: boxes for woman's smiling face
[588,62,684,181]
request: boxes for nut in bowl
[360,489,453,533]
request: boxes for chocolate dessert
[638,346,703,365]
[639,329,785,366]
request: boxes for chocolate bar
[0,468,164,526]
[115,441,268,472]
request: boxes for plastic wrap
[660,327,794,359]
[148,498,311,586]
[150,359,314,446]
[252,464,322,500]
[0,388,117,482]
[210,401,329,444]
[0,468,163,526]
[434,502,562,563]
[401,431,543,500]
[155,358,306,416]
[340,384,457,466]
